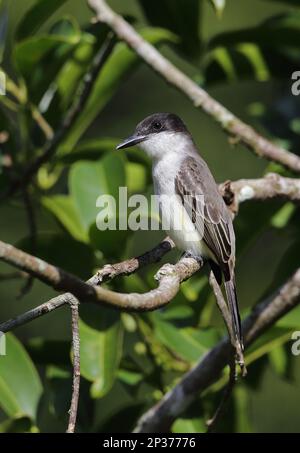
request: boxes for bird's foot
[181,251,204,267]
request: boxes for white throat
[139,131,193,161]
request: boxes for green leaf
[117,369,143,386]
[234,386,252,433]
[172,417,206,433]
[16,0,68,41]
[125,162,147,193]
[14,17,83,103]
[277,306,300,329]
[234,201,280,257]
[269,345,288,377]
[139,0,200,56]
[0,417,35,433]
[79,309,123,398]
[15,33,80,81]
[89,222,131,259]
[161,305,194,321]
[209,12,300,50]
[245,326,293,367]
[270,202,296,228]
[42,195,88,243]
[46,24,109,119]
[204,12,300,84]
[57,138,119,163]
[264,239,300,296]
[209,0,226,17]
[0,333,42,420]
[60,27,176,150]
[58,138,151,172]
[153,319,218,362]
[17,233,95,279]
[69,153,126,232]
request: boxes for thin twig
[67,299,80,433]
[88,0,300,173]
[30,104,54,140]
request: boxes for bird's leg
[181,250,204,267]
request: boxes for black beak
[116,134,147,150]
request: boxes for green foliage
[79,308,123,398]
[0,0,300,434]
[139,0,201,56]
[204,12,300,84]
[0,334,42,421]
[60,28,177,151]
[16,0,68,41]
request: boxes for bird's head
[116,113,191,159]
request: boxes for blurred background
[0,0,300,433]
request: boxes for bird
[116,112,243,353]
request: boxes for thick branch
[134,267,300,432]
[0,237,200,311]
[0,238,175,333]
[220,173,300,214]
[88,0,300,174]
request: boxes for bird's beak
[116,134,147,150]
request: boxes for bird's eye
[153,121,162,130]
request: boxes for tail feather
[224,279,243,350]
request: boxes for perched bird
[117,113,243,351]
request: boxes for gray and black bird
[117,113,243,351]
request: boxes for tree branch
[67,299,80,433]
[0,237,175,333]
[220,173,300,214]
[134,267,300,432]
[0,237,201,312]
[87,0,300,174]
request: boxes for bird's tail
[224,278,243,351]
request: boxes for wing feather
[175,155,234,274]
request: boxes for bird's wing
[175,155,234,276]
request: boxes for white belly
[152,156,211,259]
